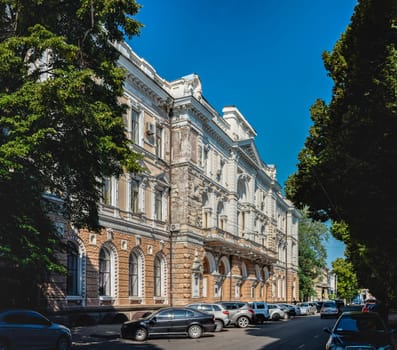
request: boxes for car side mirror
[323,327,332,334]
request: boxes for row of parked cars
[120,300,320,341]
[0,301,331,348]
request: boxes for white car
[279,303,301,316]
[320,301,340,319]
[297,302,316,315]
[267,304,286,321]
[187,303,230,331]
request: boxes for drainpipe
[168,105,174,306]
[285,210,288,303]
[229,255,233,301]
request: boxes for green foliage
[0,0,143,306]
[332,258,359,301]
[285,0,397,304]
[298,207,329,301]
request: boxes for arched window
[154,255,163,297]
[237,178,247,201]
[153,253,167,300]
[129,251,140,297]
[99,247,111,296]
[66,242,79,296]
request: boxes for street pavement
[70,309,397,347]
[72,323,121,344]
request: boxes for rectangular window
[155,126,162,158]
[131,109,139,144]
[155,190,162,221]
[102,178,112,206]
[130,179,139,213]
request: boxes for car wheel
[214,319,224,332]
[0,339,9,350]
[236,316,250,328]
[272,313,280,321]
[56,335,70,350]
[134,327,148,341]
[188,324,203,339]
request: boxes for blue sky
[126,0,357,266]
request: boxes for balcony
[203,227,277,264]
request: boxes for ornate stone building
[47,41,300,319]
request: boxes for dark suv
[216,301,255,328]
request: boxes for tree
[285,0,397,303]
[331,258,359,302]
[298,207,329,301]
[0,1,143,306]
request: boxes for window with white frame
[250,285,255,298]
[202,144,209,174]
[130,178,139,213]
[191,274,200,298]
[131,108,140,144]
[66,241,79,296]
[102,177,112,206]
[155,126,163,158]
[216,201,224,230]
[154,254,166,297]
[129,250,141,297]
[154,189,163,221]
[98,247,112,296]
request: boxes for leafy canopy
[298,207,329,301]
[0,0,143,306]
[285,0,397,303]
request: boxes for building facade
[46,41,300,320]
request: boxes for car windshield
[323,302,336,308]
[335,314,385,333]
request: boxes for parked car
[120,307,216,341]
[315,301,324,313]
[297,302,316,315]
[362,299,388,322]
[362,299,377,312]
[267,304,286,321]
[215,301,255,328]
[320,300,340,319]
[279,303,301,316]
[186,303,230,331]
[324,311,396,350]
[248,301,270,323]
[308,302,318,314]
[0,309,72,350]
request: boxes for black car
[120,307,216,341]
[324,311,396,350]
[0,309,71,350]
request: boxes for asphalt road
[72,314,336,350]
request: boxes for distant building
[313,268,330,301]
[45,41,300,321]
